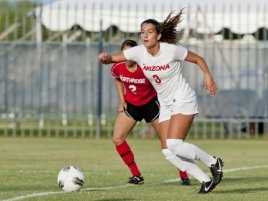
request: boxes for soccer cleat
[210,157,224,186]
[198,179,215,194]
[181,178,191,186]
[127,176,144,185]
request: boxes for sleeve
[173,44,188,61]
[123,46,141,62]
[111,63,120,79]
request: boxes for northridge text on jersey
[119,76,146,84]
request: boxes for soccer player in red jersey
[111,39,190,185]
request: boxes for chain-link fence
[0,0,267,138]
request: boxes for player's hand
[204,73,217,96]
[118,101,127,112]
[98,52,112,64]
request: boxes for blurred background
[0,0,267,138]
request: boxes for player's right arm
[114,78,127,112]
[98,52,126,64]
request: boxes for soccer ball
[57,166,84,192]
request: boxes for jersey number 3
[152,75,161,84]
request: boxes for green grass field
[0,137,268,201]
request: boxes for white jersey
[124,42,196,106]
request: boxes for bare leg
[112,112,136,145]
[113,112,142,180]
[150,119,190,184]
[166,113,224,193]
[167,114,194,139]
[150,118,166,148]
[167,114,216,166]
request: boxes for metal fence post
[96,19,103,138]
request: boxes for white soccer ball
[57,166,84,192]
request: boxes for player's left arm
[185,50,217,96]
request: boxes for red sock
[179,170,188,179]
[115,141,141,176]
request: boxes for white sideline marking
[2,165,268,201]
[0,192,64,201]
[163,165,268,183]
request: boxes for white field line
[2,165,268,201]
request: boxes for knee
[162,148,173,158]
[162,148,188,171]
[162,149,176,165]
[166,139,183,154]
[112,135,125,145]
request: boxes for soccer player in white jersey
[99,10,224,194]
[112,39,190,185]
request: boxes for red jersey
[111,62,157,106]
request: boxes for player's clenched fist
[98,52,112,64]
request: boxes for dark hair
[121,39,138,50]
[141,9,184,44]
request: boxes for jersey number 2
[129,85,137,94]
[153,75,161,84]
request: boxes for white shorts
[159,98,199,122]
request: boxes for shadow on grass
[76,175,268,195]
[93,199,135,201]
[215,187,268,194]
[222,176,268,182]
[0,185,54,192]
[213,176,268,194]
